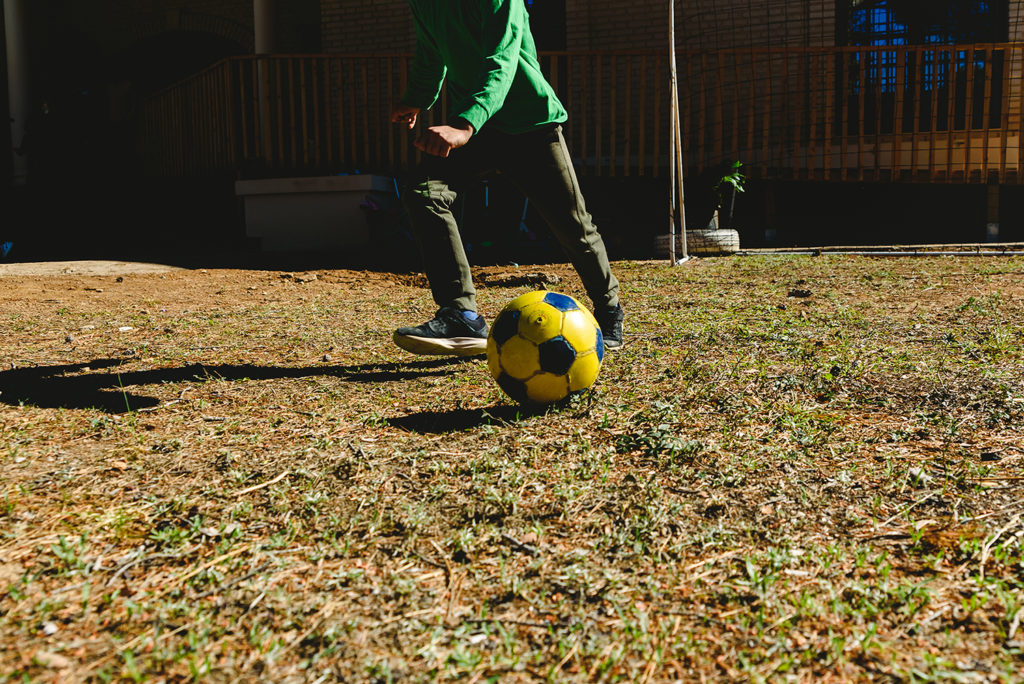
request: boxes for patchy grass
[1,255,1023,682]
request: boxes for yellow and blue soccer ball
[486,291,604,404]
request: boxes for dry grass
[2,255,1024,682]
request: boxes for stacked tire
[654,228,740,257]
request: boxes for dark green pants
[400,124,619,313]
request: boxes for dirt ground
[0,260,187,277]
[2,254,1024,682]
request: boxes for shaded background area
[1,0,318,267]
[3,0,1023,271]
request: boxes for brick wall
[318,1,1024,54]
[46,0,255,56]
[35,0,323,59]
[18,0,327,113]
[563,0,835,52]
[321,0,414,54]
[315,1,839,54]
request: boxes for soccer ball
[486,291,604,404]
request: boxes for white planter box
[235,175,394,251]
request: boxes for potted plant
[654,161,747,258]
[687,161,744,256]
[712,160,747,231]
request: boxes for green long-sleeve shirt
[401,0,567,135]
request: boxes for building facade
[317,1,1024,244]
[5,1,1024,255]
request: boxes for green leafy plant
[712,160,747,229]
[713,161,748,207]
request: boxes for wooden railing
[139,53,673,179]
[140,44,1024,183]
[678,44,1024,183]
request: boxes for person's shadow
[0,357,552,432]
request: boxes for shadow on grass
[384,404,552,434]
[0,357,473,414]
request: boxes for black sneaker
[595,304,624,350]
[393,306,489,356]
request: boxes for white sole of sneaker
[393,332,487,357]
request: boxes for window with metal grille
[837,1,1008,133]
[840,0,1007,44]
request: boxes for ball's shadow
[383,404,549,433]
[384,392,594,433]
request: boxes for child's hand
[390,104,421,129]
[414,123,473,158]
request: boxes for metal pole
[668,0,677,266]
[668,0,688,264]
[737,250,1023,257]
[673,80,688,261]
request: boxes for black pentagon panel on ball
[542,292,579,312]
[595,328,605,363]
[537,336,576,376]
[491,310,520,346]
[496,372,530,404]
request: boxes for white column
[253,0,277,163]
[5,0,31,185]
[254,0,277,54]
